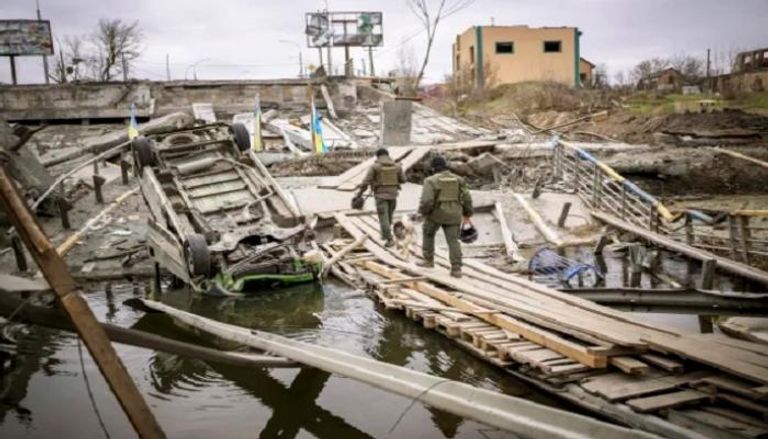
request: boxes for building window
[495,42,514,54]
[544,41,562,53]
[469,46,475,64]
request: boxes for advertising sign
[0,20,54,56]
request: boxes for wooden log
[321,234,367,278]
[493,201,523,262]
[557,202,572,228]
[513,193,564,247]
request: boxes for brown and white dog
[392,214,416,261]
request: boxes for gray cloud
[2,0,767,84]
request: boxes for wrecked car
[132,122,321,295]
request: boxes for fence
[552,140,768,266]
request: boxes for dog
[392,213,417,261]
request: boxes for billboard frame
[304,11,383,49]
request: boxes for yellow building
[452,25,589,88]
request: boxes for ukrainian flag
[253,95,263,151]
[128,102,139,140]
[310,98,326,154]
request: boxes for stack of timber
[328,212,768,438]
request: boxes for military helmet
[459,222,479,244]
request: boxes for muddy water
[0,280,566,438]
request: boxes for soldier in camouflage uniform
[355,148,405,247]
[417,155,473,278]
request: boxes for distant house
[580,57,595,87]
[636,68,689,93]
[452,25,588,88]
[733,47,768,73]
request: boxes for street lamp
[279,40,304,78]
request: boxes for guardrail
[553,139,768,266]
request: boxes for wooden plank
[583,370,711,402]
[639,354,684,373]
[626,389,710,413]
[610,356,650,376]
[668,409,768,439]
[349,215,647,349]
[642,335,768,386]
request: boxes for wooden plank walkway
[326,212,768,438]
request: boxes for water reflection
[0,324,69,427]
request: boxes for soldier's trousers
[375,198,397,241]
[422,219,461,269]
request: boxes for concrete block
[380,100,412,146]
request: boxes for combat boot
[416,260,434,268]
[384,239,395,248]
[450,267,462,278]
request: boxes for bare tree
[87,19,143,81]
[394,42,420,94]
[51,35,85,83]
[406,0,475,89]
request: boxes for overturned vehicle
[132,123,322,295]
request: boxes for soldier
[417,155,473,278]
[355,148,405,247]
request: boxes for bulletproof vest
[436,176,460,202]
[377,164,400,186]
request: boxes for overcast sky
[2,0,767,84]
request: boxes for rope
[77,338,112,439]
[387,379,451,435]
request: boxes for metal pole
[37,0,50,84]
[368,47,375,77]
[0,164,166,438]
[9,55,18,85]
[299,50,304,78]
[165,53,171,80]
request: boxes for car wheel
[229,123,251,151]
[132,136,156,170]
[184,233,211,277]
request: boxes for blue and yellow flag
[252,94,263,151]
[310,97,326,154]
[128,102,139,140]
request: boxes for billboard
[305,12,382,48]
[0,20,54,56]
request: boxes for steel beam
[140,299,656,439]
[560,287,768,315]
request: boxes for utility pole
[37,0,50,84]
[9,56,18,85]
[165,54,171,81]
[299,50,304,78]
[326,10,333,75]
[706,48,712,92]
[121,52,128,81]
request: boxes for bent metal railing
[552,139,768,266]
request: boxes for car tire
[184,233,211,277]
[132,136,156,169]
[229,123,251,151]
